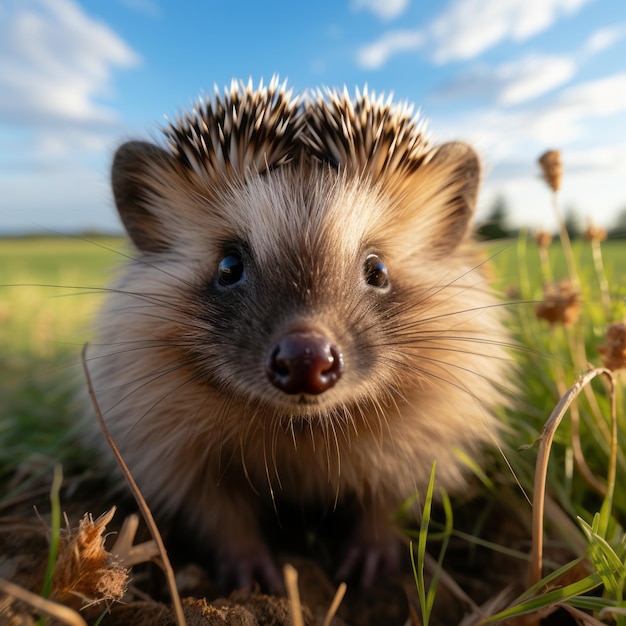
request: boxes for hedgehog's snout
[266,330,344,395]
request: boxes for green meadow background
[1,234,622,481]
[0,236,128,479]
[2,234,624,358]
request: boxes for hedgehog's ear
[420,141,481,254]
[112,141,174,253]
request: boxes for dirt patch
[0,477,571,625]
[0,503,414,625]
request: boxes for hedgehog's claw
[215,541,284,595]
[335,515,401,587]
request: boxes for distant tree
[608,207,626,239]
[563,207,582,239]
[477,196,510,240]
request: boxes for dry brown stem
[537,150,581,293]
[584,220,612,316]
[529,367,616,588]
[284,564,305,626]
[569,401,608,497]
[81,343,187,626]
[110,513,159,568]
[0,577,88,626]
[322,581,346,626]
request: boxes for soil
[0,476,577,626]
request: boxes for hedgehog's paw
[215,539,284,595]
[335,515,401,587]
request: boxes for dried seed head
[538,150,563,192]
[52,508,128,609]
[535,280,580,326]
[583,220,607,242]
[534,230,553,249]
[598,322,626,371]
[505,285,520,299]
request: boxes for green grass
[479,232,626,623]
[0,236,126,355]
[0,236,127,489]
[1,234,622,358]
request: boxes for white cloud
[431,0,590,63]
[565,143,626,174]
[429,71,626,227]
[434,54,577,106]
[351,0,410,20]
[496,55,577,105]
[584,23,626,54]
[119,0,161,18]
[356,0,592,68]
[530,73,626,143]
[0,0,139,129]
[436,72,626,158]
[566,72,626,115]
[356,29,424,69]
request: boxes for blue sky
[1,0,626,234]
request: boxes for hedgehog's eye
[364,254,389,289]
[217,252,244,287]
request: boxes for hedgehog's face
[181,167,398,416]
[108,84,482,422]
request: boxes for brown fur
[84,80,510,586]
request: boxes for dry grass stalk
[559,601,607,625]
[537,150,581,293]
[584,219,611,316]
[535,280,580,327]
[81,344,187,626]
[0,577,87,626]
[534,231,554,284]
[598,322,626,372]
[529,367,616,589]
[569,401,608,497]
[109,513,159,568]
[322,582,347,626]
[284,564,305,626]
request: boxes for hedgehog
[84,78,510,591]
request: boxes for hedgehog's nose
[266,331,344,395]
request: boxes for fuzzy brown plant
[583,221,608,243]
[534,230,553,249]
[538,150,563,192]
[52,508,128,610]
[535,280,580,327]
[598,322,626,371]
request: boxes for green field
[0,237,127,479]
[1,232,622,473]
[1,234,623,357]
[0,236,127,356]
